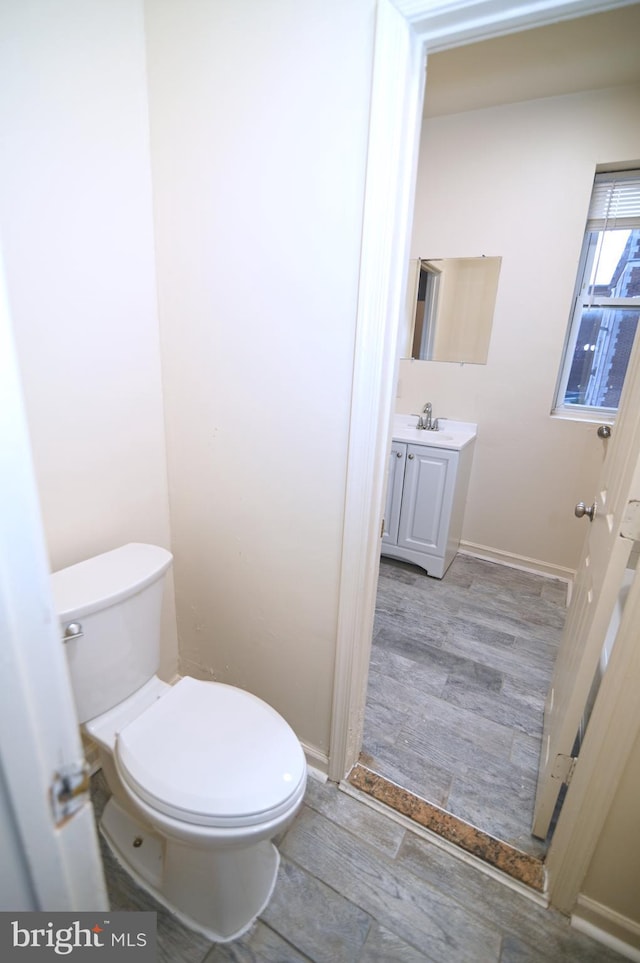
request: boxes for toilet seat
[116,676,306,829]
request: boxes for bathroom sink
[392,415,477,451]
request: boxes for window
[554,170,640,416]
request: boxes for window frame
[552,170,640,421]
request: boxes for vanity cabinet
[382,442,407,544]
[382,438,474,578]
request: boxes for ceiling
[424,4,640,118]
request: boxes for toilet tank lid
[51,543,173,621]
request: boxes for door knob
[575,501,596,522]
[597,425,612,439]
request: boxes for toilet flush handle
[62,621,84,643]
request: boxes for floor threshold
[347,762,546,894]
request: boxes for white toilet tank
[52,543,173,724]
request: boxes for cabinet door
[398,445,458,555]
[382,442,406,544]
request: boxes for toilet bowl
[52,543,307,942]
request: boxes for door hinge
[50,762,91,827]
[552,753,578,786]
[621,500,640,541]
[380,518,385,538]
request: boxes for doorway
[331,0,640,913]
[360,553,566,859]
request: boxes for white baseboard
[301,742,329,778]
[572,895,640,961]
[459,541,574,587]
[306,766,328,784]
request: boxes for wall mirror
[403,256,502,364]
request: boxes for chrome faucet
[416,402,434,430]
[420,402,433,430]
[416,402,445,431]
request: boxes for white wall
[401,83,640,575]
[144,0,376,760]
[0,0,177,677]
[577,728,640,950]
[1,0,640,933]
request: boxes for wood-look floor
[92,771,626,962]
[362,554,568,858]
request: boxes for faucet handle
[432,417,446,431]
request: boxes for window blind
[587,170,640,230]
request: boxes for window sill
[551,406,616,425]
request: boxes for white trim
[329,0,425,781]
[551,408,616,424]
[545,544,640,911]
[332,0,637,920]
[306,766,328,785]
[458,541,575,585]
[393,0,638,49]
[333,0,634,780]
[573,895,640,961]
[301,742,329,777]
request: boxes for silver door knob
[575,501,596,522]
[396,451,402,458]
[597,424,612,439]
[408,453,415,459]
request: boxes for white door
[532,337,640,839]
[0,262,108,911]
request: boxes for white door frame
[545,520,640,912]
[330,0,637,911]
[0,254,108,911]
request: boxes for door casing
[330,0,639,914]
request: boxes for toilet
[52,542,307,943]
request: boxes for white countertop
[392,415,477,451]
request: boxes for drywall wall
[400,82,640,575]
[0,0,178,678]
[578,728,640,946]
[1,0,639,934]
[144,0,376,760]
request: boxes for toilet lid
[116,676,306,828]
